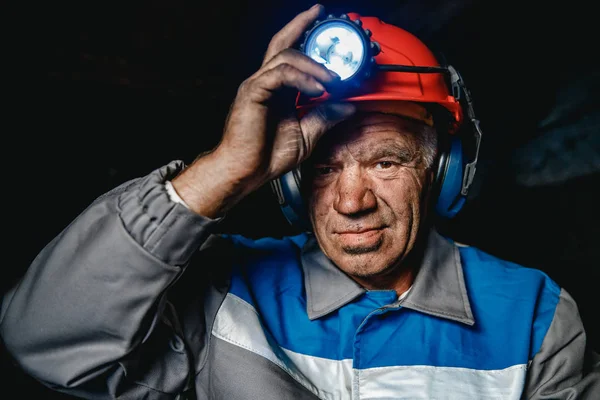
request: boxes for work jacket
[1,161,598,399]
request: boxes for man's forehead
[313,112,423,157]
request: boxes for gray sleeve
[1,160,220,399]
[523,288,600,399]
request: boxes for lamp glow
[304,22,366,80]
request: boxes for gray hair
[400,117,438,170]
[416,123,438,169]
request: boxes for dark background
[3,0,599,397]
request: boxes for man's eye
[315,166,334,175]
[375,161,395,169]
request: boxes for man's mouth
[337,227,382,234]
[335,227,386,249]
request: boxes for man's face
[306,112,435,282]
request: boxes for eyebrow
[362,146,413,161]
[352,140,416,164]
[312,143,416,165]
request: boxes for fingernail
[315,82,325,92]
[329,70,340,79]
[311,3,322,11]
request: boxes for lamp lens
[305,22,365,80]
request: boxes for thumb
[299,102,356,155]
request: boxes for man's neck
[352,262,417,297]
[353,234,428,297]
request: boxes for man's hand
[219,4,355,183]
[172,4,356,217]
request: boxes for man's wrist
[165,180,190,209]
[170,150,259,218]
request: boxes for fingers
[240,5,338,108]
[298,103,357,158]
[247,63,326,101]
[262,4,324,66]
[253,48,337,87]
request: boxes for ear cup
[271,168,311,231]
[435,137,466,218]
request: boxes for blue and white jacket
[2,161,598,399]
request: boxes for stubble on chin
[340,236,384,255]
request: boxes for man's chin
[341,241,382,255]
[339,233,384,255]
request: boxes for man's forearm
[171,148,266,218]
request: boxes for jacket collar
[301,229,475,325]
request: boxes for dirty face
[306,112,435,284]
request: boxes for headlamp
[300,14,378,86]
[300,14,448,90]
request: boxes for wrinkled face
[306,112,435,281]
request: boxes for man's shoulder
[453,240,561,298]
[220,233,310,295]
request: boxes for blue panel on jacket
[225,234,561,370]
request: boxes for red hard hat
[297,13,463,132]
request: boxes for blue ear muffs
[271,132,468,231]
[434,136,467,219]
[269,168,312,232]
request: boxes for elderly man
[2,4,598,400]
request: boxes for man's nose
[333,168,377,216]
